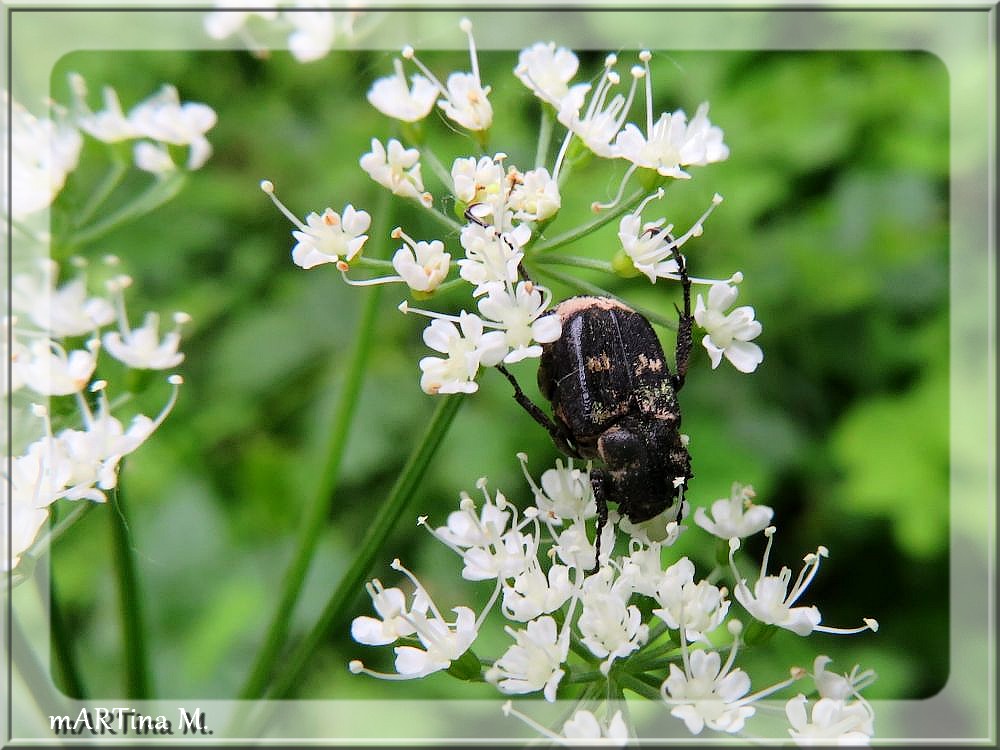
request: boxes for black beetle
[497,256,694,572]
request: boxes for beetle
[497,250,694,573]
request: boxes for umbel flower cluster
[261,20,877,743]
[4,74,212,576]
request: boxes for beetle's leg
[588,470,610,576]
[496,363,579,457]
[670,248,694,393]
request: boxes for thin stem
[535,105,554,170]
[30,501,92,556]
[108,480,152,698]
[532,253,616,275]
[532,186,646,254]
[564,668,604,685]
[420,145,456,194]
[47,574,87,698]
[237,196,392,701]
[533,266,678,331]
[73,158,128,228]
[264,393,465,702]
[70,173,187,247]
[420,198,464,234]
[10,611,70,719]
[615,670,662,701]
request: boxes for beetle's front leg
[496,363,579,458]
[671,248,693,392]
[588,469,610,576]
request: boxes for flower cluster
[203,2,361,63]
[264,21,764,403]
[349,455,878,743]
[5,257,186,573]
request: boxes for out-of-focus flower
[367,58,438,122]
[694,283,763,373]
[694,482,773,540]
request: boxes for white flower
[285,9,336,63]
[694,482,773,540]
[103,311,186,370]
[6,501,50,572]
[134,141,175,174]
[486,615,567,702]
[417,312,507,394]
[577,573,648,674]
[360,138,430,205]
[785,694,874,745]
[292,205,371,269]
[460,525,535,581]
[561,709,628,745]
[451,155,507,206]
[614,104,729,178]
[812,656,877,702]
[730,531,878,637]
[438,72,493,131]
[68,74,140,142]
[618,190,723,283]
[457,222,526,293]
[557,55,639,158]
[391,235,450,293]
[662,649,755,735]
[10,437,72,509]
[203,3,278,40]
[501,562,574,622]
[507,167,561,223]
[18,339,97,396]
[694,283,763,373]
[520,456,596,524]
[434,489,512,549]
[8,94,82,218]
[11,260,114,337]
[350,579,422,646]
[367,58,438,122]
[127,84,217,169]
[652,557,730,643]
[553,515,615,572]
[514,42,582,106]
[477,282,561,364]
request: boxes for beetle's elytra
[499,265,694,573]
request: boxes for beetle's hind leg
[587,470,610,576]
[670,247,694,393]
[496,363,579,458]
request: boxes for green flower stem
[532,253,616,275]
[419,145,458,196]
[237,258,387,703]
[615,671,662,701]
[264,393,466,702]
[565,668,604,685]
[10,611,70,717]
[70,172,187,248]
[535,106,554,170]
[420,198,464,233]
[108,481,152,698]
[31,501,93,556]
[47,575,87,698]
[531,186,647,254]
[533,266,678,331]
[628,640,681,671]
[74,158,128,229]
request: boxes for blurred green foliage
[47,32,948,707]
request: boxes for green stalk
[535,106,554,170]
[532,253,616,274]
[531,187,647,254]
[74,158,128,228]
[71,173,186,247]
[10,611,70,718]
[237,238,387,702]
[533,266,678,331]
[264,393,465,702]
[615,671,662,701]
[47,575,87,698]
[108,481,152,698]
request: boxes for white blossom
[501,562,574,622]
[730,531,878,637]
[18,339,97,396]
[561,709,628,744]
[203,3,278,40]
[652,557,730,643]
[11,260,114,337]
[557,54,640,158]
[457,221,528,294]
[68,74,139,142]
[694,283,764,373]
[416,312,507,395]
[694,482,773,540]
[134,141,175,174]
[577,571,648,674]
[360,138,430,205]
[350,579,423,646]
[451,155,507,206]
[294,206,370,268]
[103,311,187,370]
[507,167,561,223]
[662,649,755,735]
[5,501,50,572]
[438,72,493,132]
[514,42,582,106]
[486,615,567,702]
[127,84,217,170]
[285,9,336,63]
[367,58,438,122]
[785,694,874,745]
[391,234,450,293]
[519,455,596,524]
[614,104,729,178]
[477,281,561,364]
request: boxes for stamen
[458,18,480,85]
[500,701,561,741]
[396,301,463,323]
[813,618,879,636]
[591,163,639,212]
[390,558,446,623]
[338,265,404,287]
[260,179,308,232]
[401,45,448,97]
[640,49,654,133]
[348,660,417,681]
